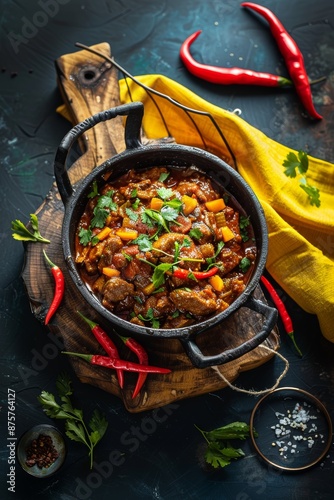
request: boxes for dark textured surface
[1,1,334,499]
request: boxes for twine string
[211,344,289,397]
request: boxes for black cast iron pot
[55,102,277,368]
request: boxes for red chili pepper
[180,30,292,87]
[118,334,149,399]
[62,352,171,374]
[260,275,302,356]
[241,2,322,119]
[173,266,219,280]
[43,250,65,325]
[77,312,124,389]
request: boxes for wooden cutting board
[21,43,279,413]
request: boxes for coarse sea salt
[270,401,320,458]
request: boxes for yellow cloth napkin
[57,74,334,342]
[117,75,334,342]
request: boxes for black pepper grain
[25,434,59,469]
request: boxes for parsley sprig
[11,214,50,243]
[38,372,108,469]
[79,183,118,246]
[282,150,321,207]
[195,421,255,469]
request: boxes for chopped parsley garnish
[138,308,160,328]
[157,187,173,200]
[130,188,137,198]
[239,215,250,242]
[195,421,255,469]
[189,228,203,240]
[79,188,118,245]
[79,227,93,246]
[132,234,153,252]
[282,150,321,207]
[88,180,99,199]
[132,198,140,210]
[239,257,251,273]
[125,207,139,222]
[206,241,224,267]
[91,191,117,229]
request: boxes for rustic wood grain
[21,43,279,413]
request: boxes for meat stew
[75,166,257,329]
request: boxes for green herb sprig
[282,150,321,207]
[11,214,50,243]
[38,372,108,469]
[195,421,255,469]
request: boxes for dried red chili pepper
[118,334,149,399]
[172,266,219,280]
[180,30,292,87]
[77,312,124,389]
[241,2,322,119]
[63,352,172,374]
[260,275,302,356]
[43,250,65,325]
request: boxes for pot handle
[179,295,278,369]
[54,101,144,205]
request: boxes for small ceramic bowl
[17,424,66,478]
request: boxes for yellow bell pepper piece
[182,194,198,215]
[205,198,226,213]
[150,197,164,211]
[115,229,138,241]
[221,226,235,242]
[102,267,121,278]
[209,274,224,292]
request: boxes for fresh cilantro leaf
[152,262,173,289]
[152,317,160,328]
[141,211,155,228]
[282,152,300,178]
[65,420,87,444]
[196,421,253,470]
[132,198,140,210]
[282,150,320,207]
[239,215,250,242]
[239,257,251,273]
[159,172,170,182]
[206,241,224,266]
[144,209,169,232]
[160,205,179,222]
[189,228,203,240]
[97,192,117,211]
[91,207,109,228]
[164,198,183,211]
[130,188,138,198]
[38,373,108,469]
[132,234,152,252]
[205,442,233,468]
[126,207,139,222]
[88,180,99,198]
[138,307,160,328]
[11,214,50,243]
[157,187,173,200]
[89,409,108,444]
[296,150,309,175]
[299,178,321,207]
[79,227,93,246]
[56,372,73,397]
